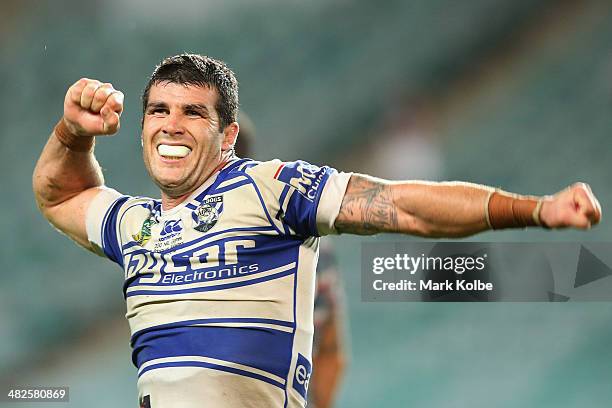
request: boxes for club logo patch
[192,196,223,233]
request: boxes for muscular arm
[335,174,601,237]
[32,78,123,250]
[335,174,489,237]
[33,127,105,249]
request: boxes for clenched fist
[63,78,124,136]
[540,183,602,229]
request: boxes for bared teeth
[158,144,191,158]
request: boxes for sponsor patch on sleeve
[273,161,329,203]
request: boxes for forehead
[148,82,218,107]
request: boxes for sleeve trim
[316,172,352,236]
[85,187,123,257]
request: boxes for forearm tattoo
[335,175,399,234]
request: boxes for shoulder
[113,195,159,213]
[102,194,160,229]
[224,158,287,190]
[235,158,331,189]
[228,158,284,177]
[225,158,339,204]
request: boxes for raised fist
[540,183,602,229]
[63,78,124,137]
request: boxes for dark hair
[142,53,239,131]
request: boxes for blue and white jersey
[86,158,351,408]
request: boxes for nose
[162,112,185,136]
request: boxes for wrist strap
[54,119,94,152]
[486,190,545,229]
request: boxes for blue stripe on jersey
[125,266,294,297]
[277,184,292,235]
[131,317,295,345]
[133,325,293,380]
[224,158,250,173]
[190,159,245,204]
[214,179,252,194]
[101,196,130,267]
[139,360,285,389]
[237,162,259,172]
[228,158,257,173]
[278,184,290,213]
[240,172,284,235]
[122,241,141,251]
[284,254,300,408]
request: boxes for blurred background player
[235,113,347,408]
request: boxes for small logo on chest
[192,195,224,233]
[160,219,183,236]
[132,216,157,246]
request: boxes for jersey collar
[160,158,238,217]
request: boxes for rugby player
[33,54,601,408]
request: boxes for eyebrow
[146,101,167,110]
[146,101,210,115]
[184,104,210,115]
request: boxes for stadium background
[1,0,611,406]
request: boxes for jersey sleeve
[85,186,130,266]
[250,160,351,237]
[314,167,352,236]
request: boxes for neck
[161,192,191,212]
[160,156,232,212]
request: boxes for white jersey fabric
[86,158,351,408]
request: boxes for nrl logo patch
[192,195,223,233]
[132,216,156,246]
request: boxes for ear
[222,122,239,152]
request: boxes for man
[33,54,601,408]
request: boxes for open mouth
[157,144,192,160]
